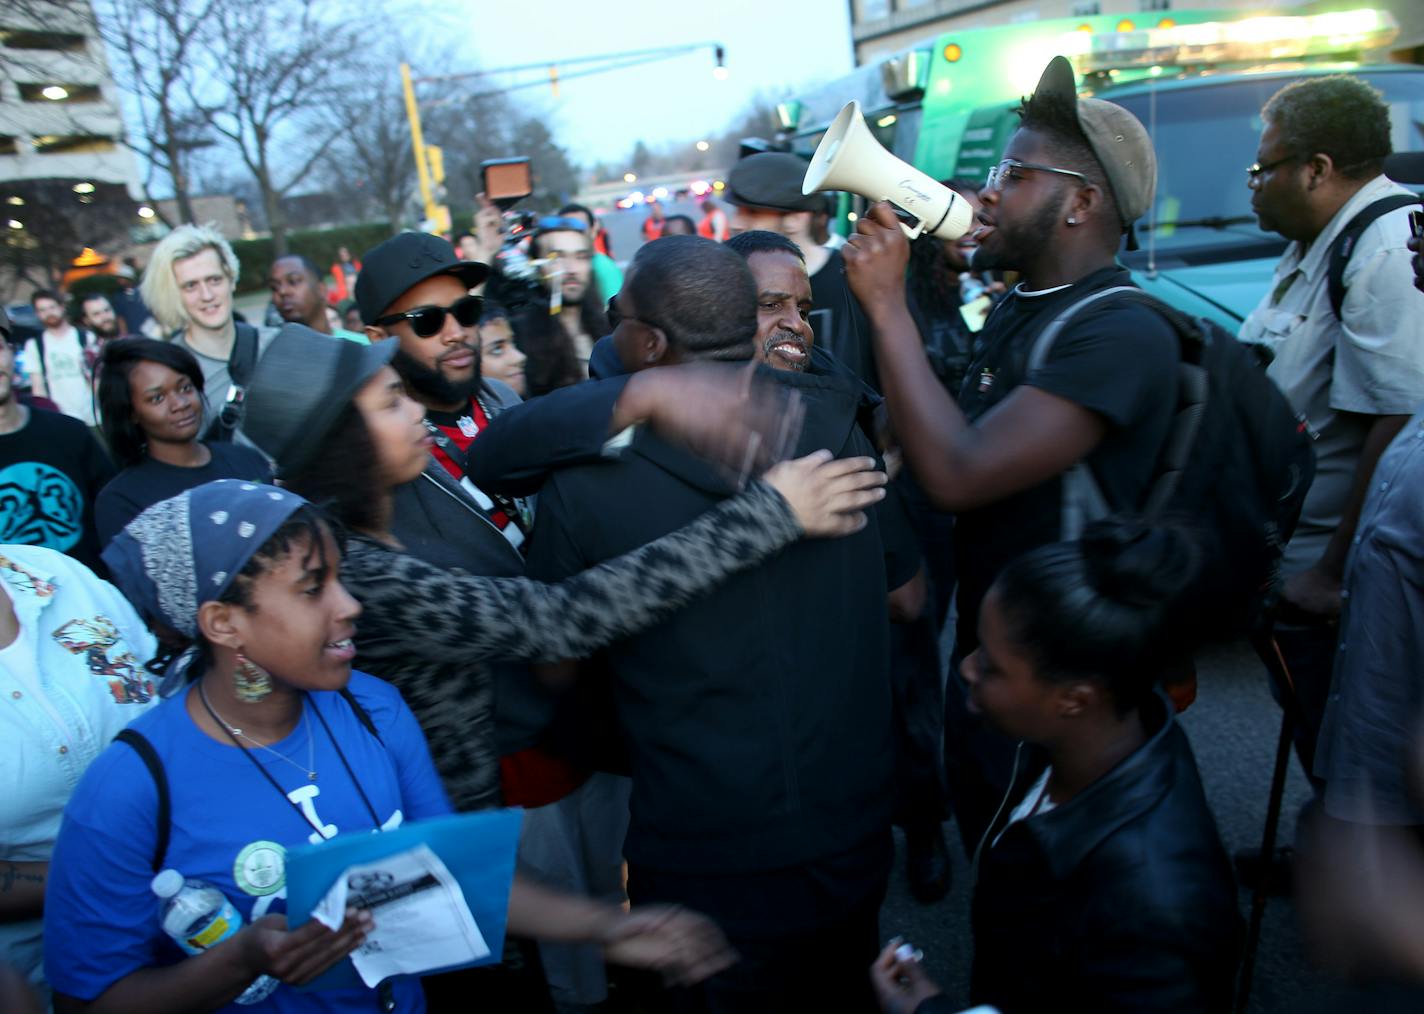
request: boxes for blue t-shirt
[44,671,451,1012]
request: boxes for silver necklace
[199,682,317,781]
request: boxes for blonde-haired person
[139,223,277,441]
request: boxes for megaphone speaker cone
[802,100,972,242]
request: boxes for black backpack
[1029,286,1316,636]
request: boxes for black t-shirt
[810,249,878,391]
[952,265,1179,657]
[0,408,115,575]
[94,441,273,548]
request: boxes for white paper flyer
[312,842,489,987]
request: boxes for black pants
[889,611,949,834]
[625,833,891,1014]
[422,937,555,1013]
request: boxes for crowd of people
[2,54,1424,1014]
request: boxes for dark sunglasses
[606,295,663,333]
[374,294,483,338]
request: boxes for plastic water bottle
[152,869,279,1005]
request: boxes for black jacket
[474,338,884,500]
[387,378,560,758]
[525,366,895,876]
[962,693,1242,1014]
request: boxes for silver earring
[1066,217,1077,225]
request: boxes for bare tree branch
[181,0,361,254]
[92,0,219,223]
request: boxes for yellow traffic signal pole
[402,43,726,234]
[400,62,449,234]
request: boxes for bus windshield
[1109,68,1424,266]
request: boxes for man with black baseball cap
[726,152,876,386]
[842,55,1181,850]
[355,231,515,535]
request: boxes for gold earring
[233,651,273,702]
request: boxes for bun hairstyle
[992,518,1201,714]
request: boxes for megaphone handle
[896,194,959,242]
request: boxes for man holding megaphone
[837,56,1181,849]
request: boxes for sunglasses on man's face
[374,294,484,338]
[606,294,663,333]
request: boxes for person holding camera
[506,218,608,395]
[1236,77,1424,879]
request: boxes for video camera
[480,158,543,288]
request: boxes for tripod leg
[1233,699,1295,1014]
[1234,633,1302,1014]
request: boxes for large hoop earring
[233,651,273,703]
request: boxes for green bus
[782,6,1424,328]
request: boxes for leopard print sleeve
[346,480,801,665]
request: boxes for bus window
[1110,69,1424,263]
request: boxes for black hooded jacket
[522,365,896,875]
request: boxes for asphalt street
[596,197,707,264]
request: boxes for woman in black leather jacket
[874,519,1243,1014]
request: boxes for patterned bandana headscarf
[103,479,309,640]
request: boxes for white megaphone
[803,101,974,242]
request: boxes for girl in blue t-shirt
[44,481,735,1013]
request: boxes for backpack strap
[339,686,383,743]
[1026,285,1143,373]
[205,323,261,442]
[1024,286,1146,536]
[1023,285,1210,536]
[227,322,261,387]
[115,728,170,873]
[1327,194,1419,321]
[34,333,48,389]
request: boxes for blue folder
[285,807,523,992]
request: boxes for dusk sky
[444,0,858,167]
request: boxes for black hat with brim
[239,322,398,476]
[725,152,826,214]
[354,231,489,326]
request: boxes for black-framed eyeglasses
[374,294,483,338]
[984,158,1089,192]
[606,294,662,333]
[1246,153,1299,182]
